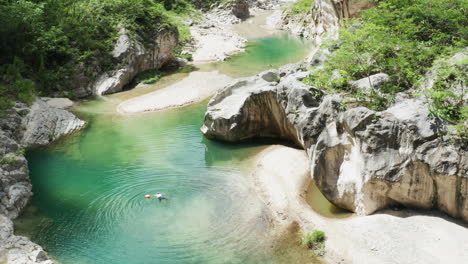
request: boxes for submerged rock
[201,63,468,222]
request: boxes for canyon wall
[0,98,85,263]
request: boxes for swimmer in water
[155,192,167,201]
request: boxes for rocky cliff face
[279,0,374,41]
[232,0,250,19]
[0,98,85,263]
[0,215,53,264]
[201,63,468,222]
[279,0,349,40]
[75,28,178,97]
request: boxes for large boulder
[201,65,468,222]
[21,98,85,147]
[349,73,390,92]
[312,97,467,220]
[77,28,178,96]
[201,70,298,143]
[232,0,250,20]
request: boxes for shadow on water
[305,181,352,219]
[202,137,298,167]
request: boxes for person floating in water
[155,192,167,201]
[144,193,168,201]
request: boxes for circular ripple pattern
[21,33,317,264]
[24,103,275,264]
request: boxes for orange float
[145,194,151,199]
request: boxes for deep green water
[199,33,312,77]
[16,34,320,264]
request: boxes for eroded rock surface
[202,64,468,221]
[84,28,178,96]
[22,99,85,147]
[1,99,85,263]
[279,0,350,40]
[232,0,250,19]
[0,215,53,264]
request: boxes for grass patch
[305,0,467,114]
[135,69,166,85]
[288,0,315,15]
[302,230,326,256]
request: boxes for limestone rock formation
[280,0,350,40]
[201,69,300,145]
[279,0,375,42]
[349,73,390,92]
[201,64,468,222]
[1,98,85,218]
[0,99,85,263]
[77,28,178,96]
[232,0,250,20]
[22,99,85,147]
[0,215,53,264]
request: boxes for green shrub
[423,56,467,123]
[305,0,467,111]
[288,0,315,15]
[302,230,326,256]
[0,84,14,116]
[421,53,467,141]
[0,0,198,107]
[135,69,166,84]
[15,148,26,156]
[13,79,35,105]
[0,155,16,165]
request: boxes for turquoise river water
[15,33,333,263]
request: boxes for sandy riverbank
[117,71,233,114]
[187,1,292,63]
[251,145,468,264]
[189,22,246,63]
[117,7,285,115]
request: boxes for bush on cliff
[305,0,467,132]
[0,0,197,115]
[288,0,315,15]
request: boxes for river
[13,16,326,263]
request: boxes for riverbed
[14,20,322,264]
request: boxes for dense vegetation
[287,0,314,14]
[305,0,467,138]
[303,230,325,256]
[0,0,218,115]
